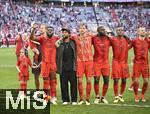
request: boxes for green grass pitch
[0,47,150,114]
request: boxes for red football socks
[94,83,99,96]
[20,81,27,94]
[50,79,57,98]
[120,82,126,95]
[114,82,118,96]
[142,82,148,95]
[43,79,49,95]
[102,83,109,97]
[78,81,83,100]
[133,82,139,97]
[86,82,91,100]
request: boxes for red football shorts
[76,61,93,77]
[19,73,29,81]
[111,61,129,79]
[132,63,149,78]
[41,62,56,77]
[93,62,110,77]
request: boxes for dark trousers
[60,71,77,102]
[6,38,9,47]
[0,42,2,47]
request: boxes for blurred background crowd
[0,0,149,46]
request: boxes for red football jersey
[15,36,29,56]
[24,40,29,49]
[72,33,93,62]
[30,40,37,49]
[15,36,22,57]
[92,36,110,64]
[16,55,32,76]
[111,37,129,63]
[37,35,59,63]
[131,37,149,64]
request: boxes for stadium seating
[0,1,149,45]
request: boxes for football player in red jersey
[30,23,42,99]
[110,27,130,103]
[92,26,110,104]
[30,23,59,105]
[71,23,93,105]
[15,33,30,59]
[131,27,149,102]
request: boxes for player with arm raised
[30,23,42,99]
[15,33,30,59]
[30,23,59,105]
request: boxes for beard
[46,32,53,38]
[140,34,145,37]
[63,35,69,39]
[98,32,105,37]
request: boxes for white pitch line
[0,65,15,67]
[97,103,150,108]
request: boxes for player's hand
[16,66,21,72]
[32,65,38,69]
[32,62,41,68]
[32,48,39,55]
[31,22,38,29]
[55,38,63,47]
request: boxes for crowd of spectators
[0,0,149,46]
[104,3,150,38]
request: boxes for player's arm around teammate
[30,23,59,105]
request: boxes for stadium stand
[0,0,149,46]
